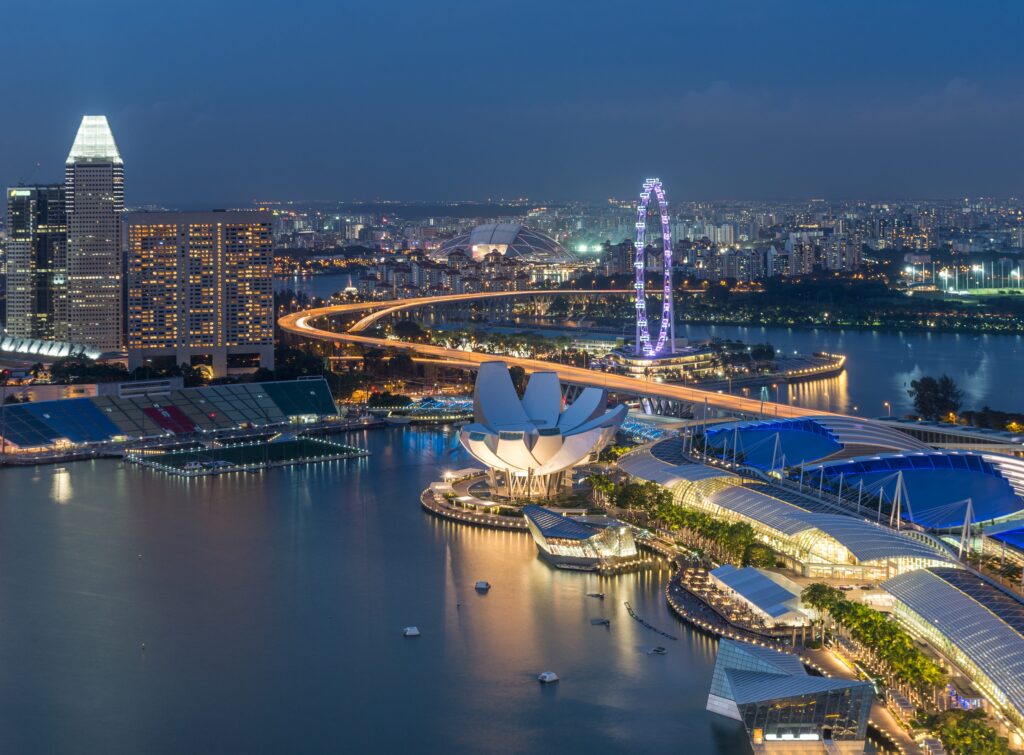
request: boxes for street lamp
[884,401,892,417]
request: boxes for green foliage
[614,480,672,514]
[130,362,208,387]
[801,583,947,693]
[917,709,1011,755]
[49,357,128,384]
[651,499,770,565]
[742,542,777,568]
[599,444,631,462]
[393,319,427,341]
[960,405,1024,432]
[274,345,328,379]
[587,474,617,498]
[908,374,964,420]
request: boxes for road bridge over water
[277,290,836,420]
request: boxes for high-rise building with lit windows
[125,211,274,376]
[5,185,66,339]
[63,115,124,350]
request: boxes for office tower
[5,185,66,339]
[125,211,274,376]
[63,115,124,350]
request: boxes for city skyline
[3,1,1024,205]
[5,5,1024,754]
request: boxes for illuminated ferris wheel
[634,178,675,356]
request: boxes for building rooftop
[66,115,122,165]
[709,565,805,620]
[618,445,737,487]
[883,567,1024,720]
[804,450,1024,527]
[522,505,601,540]
[703,485,955,565]
[436,223,574,264]
[710,638,870,705]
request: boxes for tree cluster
[801,584,946,693]
[924,709,1011,755]
[908,374,964,420]
[600,478,775,566]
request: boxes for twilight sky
[3,0,1024,205]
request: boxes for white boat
[537,671,559,684]
[475,581,491,591]
[402,626,421,637]
[385,415,413,425]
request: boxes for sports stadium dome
[435,223,575,264]
[699,416,1024,530]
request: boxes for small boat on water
[587,593,605,600]
[385,415,413,425]
[590,618,611,627]
[648,646,667,655]
[537,671,559,684]
[475,581,491,592]
[402,626,421,637]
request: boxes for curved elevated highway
[277,290,834,420]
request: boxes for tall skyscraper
[125,210,274,376]
[5,185,66,339]
[63,115,124,350]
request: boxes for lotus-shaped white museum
[460,362,627,499]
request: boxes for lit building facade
[126,211,274,376]
[619,443,956,581]
[884,567,1024,734]
[63,116,124,350]
[708,639,873,753]
[5,185,66,339]
[459,362,626,499]
[523,505,637,568]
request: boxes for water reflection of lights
[786,372,852,414]
[51,468,72,504]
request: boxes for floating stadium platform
[127,434,368,476]
[0,378,340,454]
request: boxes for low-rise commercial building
[707,639,873,753]
[523,505,637,569]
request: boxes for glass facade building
[883,567,1024,730]
[523,505,637,568]
[708,639,873,750]
[5,185,66,339]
